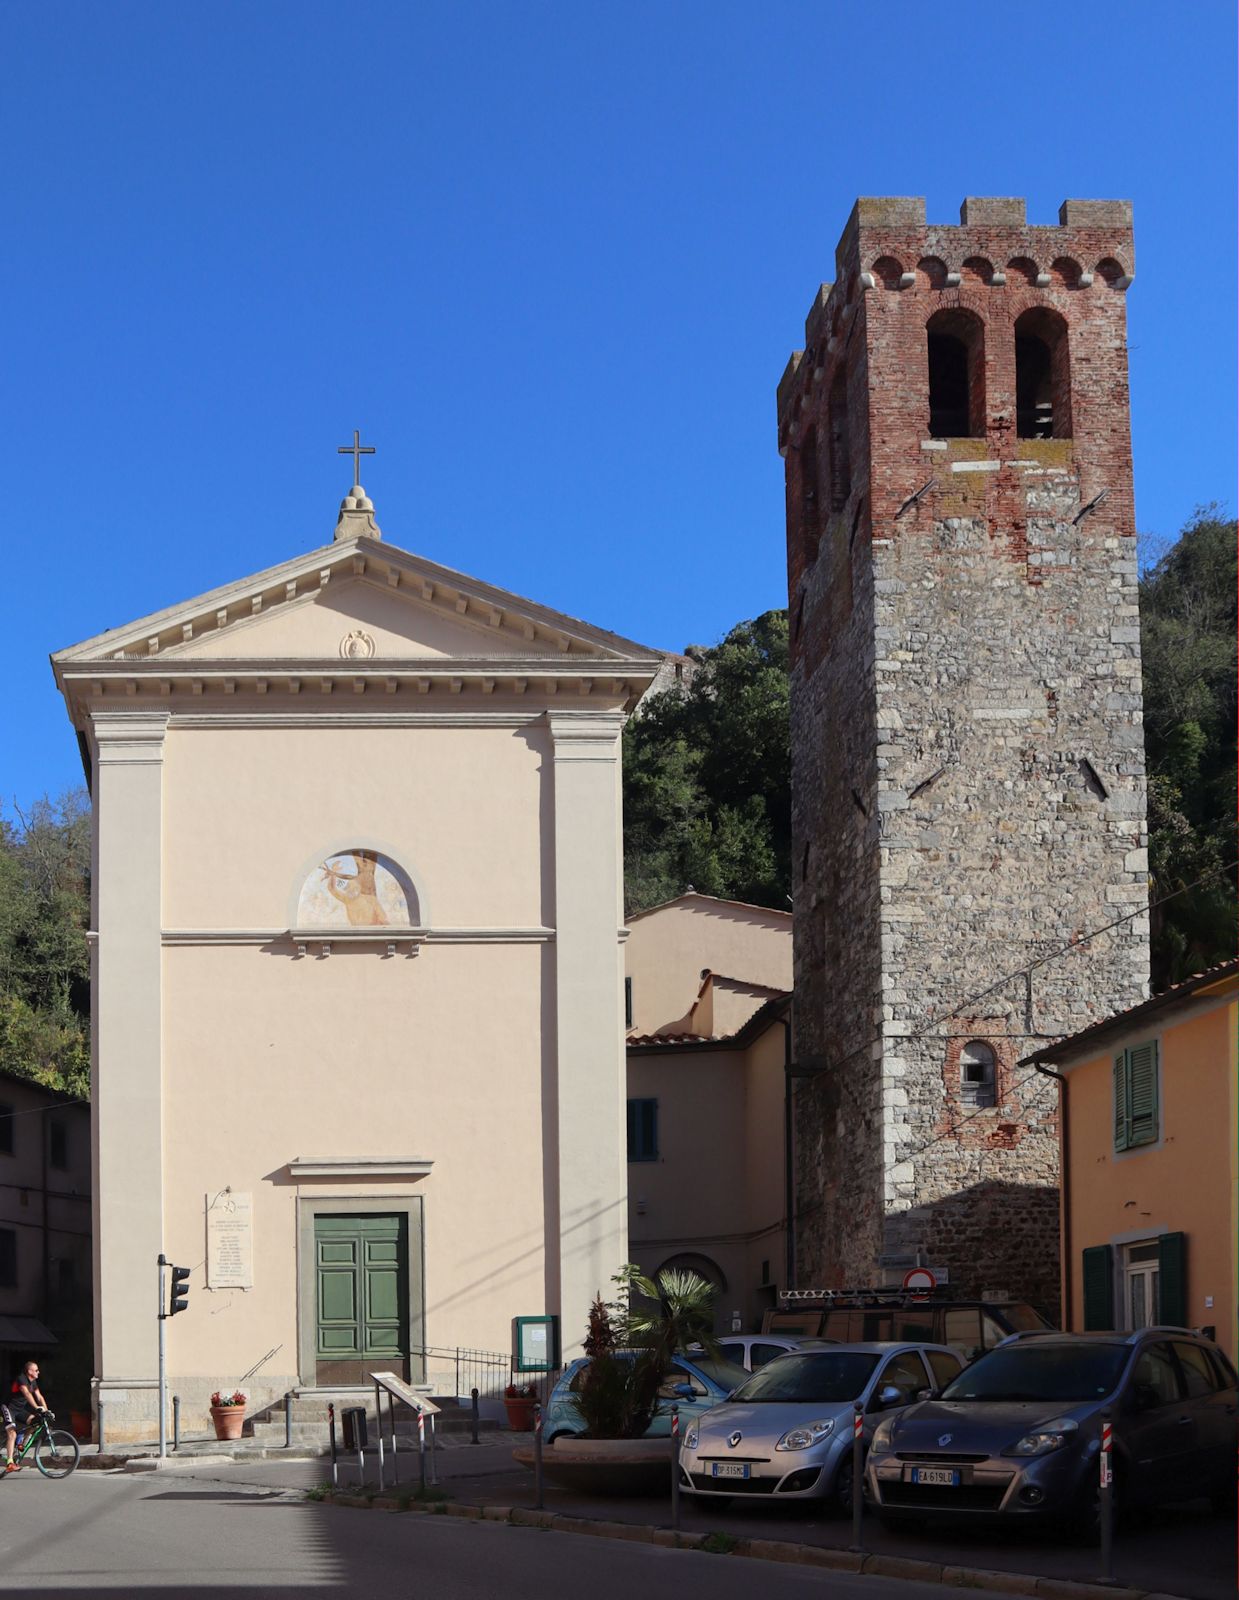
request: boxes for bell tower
[779,197,1149,1311]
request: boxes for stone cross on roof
[337,429,375,489]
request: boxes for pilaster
[547,711,627,1358]
[91,712,167,1407]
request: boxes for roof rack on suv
[780,1287,996,1306]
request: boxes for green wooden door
[315,1214,408,1382]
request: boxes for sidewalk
[134,1437,1234,1600]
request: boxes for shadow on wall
[884,1180,1061,1324]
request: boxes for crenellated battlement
[777,196,1134,430]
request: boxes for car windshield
[731,1352,879,1404]
[997,1302,1054,1333]
[691,1358,750,1392]
[942,1343,1128,1402]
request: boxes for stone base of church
[93,1374,302,1445]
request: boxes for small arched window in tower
[960,1041,997,1109]
[799,424,821,562]
[1015,308,1072,439]
[926,309,985,438]
[828,370,851,510]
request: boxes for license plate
[711,1463,750,1480]
[910,1467,960,1487]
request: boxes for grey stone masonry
[779,199,1149,1315]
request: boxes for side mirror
[673,1383,696,1400]
[914,1387,938,1403]
[877,1385,904,1409]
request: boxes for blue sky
[4,0,1235,802]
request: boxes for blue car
[543,1351,749,1443]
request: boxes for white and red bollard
[1098,1411,1114,1583]
[851,1401,865,1550]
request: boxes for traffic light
[168,1264,190,1317]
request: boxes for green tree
[1139,507,1238,986]
[623,611,790,914]
[0,791,90,1098]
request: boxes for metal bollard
[670,1406,680,1531]
[418,1407,426,1493]
[1098,1410,1115,1584]
[533,1403,544,1510]
[327,1403,338,1489]
[96,1397,106,1454]
[172,1395,180,1452]
[850,1401,864,1552]
[470,1386,480,1445]
[285,1391,293,1448]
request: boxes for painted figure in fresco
[320,850,389,926]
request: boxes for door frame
[296,1195,425,1387]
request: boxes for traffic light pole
[157,1254,168,1460]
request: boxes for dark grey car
[866,1329,1237,1525]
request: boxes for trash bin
[341,1407,368,1451]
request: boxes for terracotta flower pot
[503,1397,537,1431]
[210,1404,246,1441]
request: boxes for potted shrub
[209,1389,247,1441]
[575,1266,719,1441]
[503,1381,538,1431]
[514,1265,722,1493]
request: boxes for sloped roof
[626,991,791,1053]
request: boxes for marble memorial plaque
[206,1190,253,1288]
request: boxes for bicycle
[7,1411,80,1479]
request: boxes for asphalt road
[0,1470,957,1599]
[142,1442,1234,1600]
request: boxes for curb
[313,1490,1183,1600]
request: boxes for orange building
[1024,959,1238,1361]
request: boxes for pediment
[161,578,551,662]
[54,535,660,671]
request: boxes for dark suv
[866,1329,1236,1525]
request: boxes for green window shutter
[626,1099,638,1162]
[1158,1232,1188,1325]
[1082,1244,1114,1330]
[1113,1054,1129,1150]
[1127,1042,1159,1148]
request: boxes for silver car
[680,1342,963,1510]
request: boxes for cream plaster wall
[166,581,550,661]
[162,723,550,931]
[625,897,791,1037]
[160,943,549,1387]
[626,1015,788,1331]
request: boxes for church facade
[53,480,660,1438]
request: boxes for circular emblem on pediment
[339,630,376,660]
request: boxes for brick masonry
[779,198,1149,1314]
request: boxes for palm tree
[574,1266,721,1439]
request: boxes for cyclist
[3,1362,49,1471]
